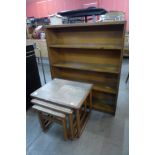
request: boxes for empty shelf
[93,85,117,94]
[49,44,122,50]
[92,98,115,114]
[52,62,119,74]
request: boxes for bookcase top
[45,21,126,29]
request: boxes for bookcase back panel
[93,91,115,105]
[52,67,118,93]
[48,48,61,64]
[54,48,121,66]
[46,25,124,46]
[45,29,58,44]
[52,67,116,107]
[92,97,114,113]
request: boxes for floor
[26,58,129,155]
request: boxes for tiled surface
[31,78,92,109]
[27,58,129,155]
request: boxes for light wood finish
[46,28,123,48]
[45,21,126,115]
[32,105,68,140]
[31,99,74,139]
[33,105,65,118]
[53,48,121,66]
[49,44,122,50]
[52,62,119,74]
[31,99,72,114]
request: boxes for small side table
[31,78,93,138]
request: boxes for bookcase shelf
[93,85,117,95]
[92,98,115,114]
[49,44,122,50]
[52,62,119,74]
[45,21,126,115]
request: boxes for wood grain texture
[52,68,117,94]
[46,27,123,46]
[32,99,74,139]
[52,62,119,74]
[33,105,69,140]
[49,44,122,50]
[45,22,125,114]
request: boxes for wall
[26,0,129,31]
[81,0,99,8]
[26,0,82,18]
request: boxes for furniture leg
[62,118,68,140]
[69,114,74,140]
[38,112,46,131]
[76,110,81,138]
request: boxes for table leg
[62,117,68,141]
[69,114,74,140]
[76,109,80,138]
[38,112,46,131]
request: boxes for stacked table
[31,78,93,140]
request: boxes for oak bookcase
[45,21,126,115]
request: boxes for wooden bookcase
[45,21,126,115]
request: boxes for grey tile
[72,131,104,155]
[42,131,103,155]
[100,138,123,155]
[26,109,42,149]
[27,124,63,155]
[122,119,129,155]
[85,111,111,135]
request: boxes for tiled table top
[31,78,93,109]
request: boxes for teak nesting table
[31,78,93,140]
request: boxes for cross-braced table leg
[75,90,92,138]
[76,110,80,138]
